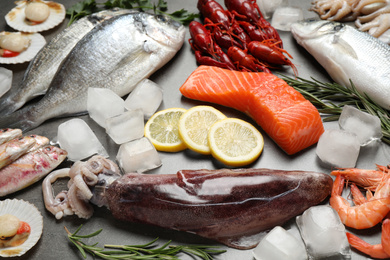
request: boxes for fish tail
[0,95,21,116]
[0,106,41,132]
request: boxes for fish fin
[333,36,358,60]
[215,231,268,249]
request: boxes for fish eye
[156,15,167,23]
[334,24,343,31]
[45,146,52,151]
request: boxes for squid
[42,156,333,249]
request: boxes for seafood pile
[312,0,390,44]
[189,0,297,75]
[0,128,67,197]
[42,156,332,249]
[330,165,390,258]
[0,10,186,131]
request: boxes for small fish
[291,19,390,110]
[27,134,50,152]
[0,136,36,169]
[0,8,136,116]
[0,145,67,197]
[0,128,22,145]
[0,11,185,131]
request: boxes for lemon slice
[144,107,187,152]
[208,118,264,166]
[179,106,227,154]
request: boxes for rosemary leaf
[66,225,226,260]
[280,75,390,145]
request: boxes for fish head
[141,13,186,51]
[290,19,345,45]
[41,146,68,164]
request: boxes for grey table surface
[0,0,389,259]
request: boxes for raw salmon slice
[179,66,324,155]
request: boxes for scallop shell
[5,0,66,33]
[0,199,43,257]
[0,32,46,64]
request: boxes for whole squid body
[44,158,332,249]
[291,19,390,110]
[0,11,185,131]
[0,8,136,116]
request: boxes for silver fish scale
[0,11,185,131]
[291,20,390,110]
[0,9,135,116]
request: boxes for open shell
[5,0,65,33]
[0,199,43,257]
[0,32,46,64]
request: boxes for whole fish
[0,9,136,116]
[0,128,22,145]
[104,168,332,249]
[291,19,390,110]
[0,12,185,131]
[0,136,36,169]
[0,146,67,197]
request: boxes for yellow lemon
[208,118,264,166]
[144,107,187,152]
[178,106,227,154]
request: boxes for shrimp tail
[382,219,390,256]
[347,232,390,259]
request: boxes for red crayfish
[190,0,297,75]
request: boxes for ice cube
[56,118,108,161]
[116,137,162,173]
[106,109,144,145]
[316,129,360,168]
[124,79,163,119]
[257,0,288,19]
[296,205,351,259]
[0,67,12,98]
[271,7,304,31]
[253,226,308,260]
[339,105,383,146]
[87,88,125,128]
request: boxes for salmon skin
[179,65,324,155]
[106,168,332,249]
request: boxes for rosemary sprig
[280,75,390,145]
[66,0,199,26]
[65,225,226,260]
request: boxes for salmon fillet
[179,66,324,155]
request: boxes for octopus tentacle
[42,168,74,220]
[312,0,355,21]
[67,183,94,219]
[352,0,387,14]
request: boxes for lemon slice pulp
[208,118,264,166]
[144,107,187,152]
[178,106,227,154]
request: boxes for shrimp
[346,219,390,259]
[330,174,390,229]
[331,165,388,191]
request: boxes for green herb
[65,225,226,260]
[66,0,199,26]
[280,75,390,145]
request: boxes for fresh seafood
[0,129,22,145]
[291,19,390,110]
[0,136,37,170]
[346,219,390,259]
[331,165,388,191]
[0,11,185,131]
[0,199,43,257]
[0,146,67,197]
[43,156,332,249]
[0,32,46,64]
[0,9,136,116]
[5,0,65,33]
[179,65,324,155]
[330,173,390,229]
[189,0,295,74]
[0,214,30,248]
[28,134,49,152]
[311,0,356,21]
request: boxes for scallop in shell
[0,31,46,64]
[5,0,65,33]
[0,199,43,257]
